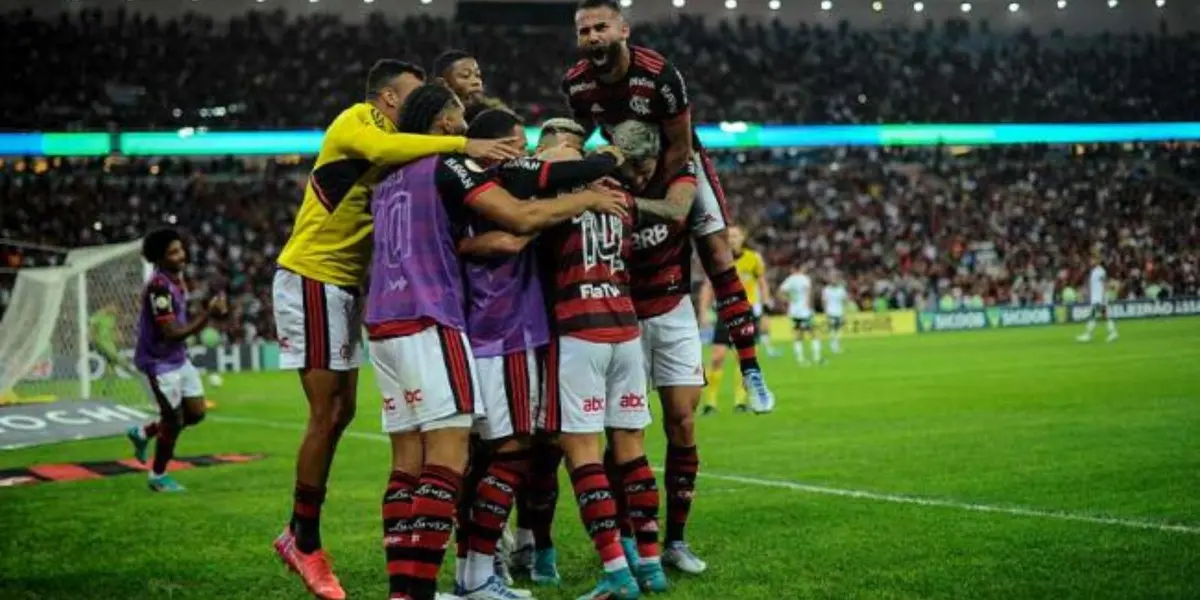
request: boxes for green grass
[3,319,1199,599]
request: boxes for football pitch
[3,319,1198,599]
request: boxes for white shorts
[539,336,651,434]
[146,361,204,411]
[752,303,764,319]
[474,347,542,441]
[370,324,483,434]
[272,268,365,371]
[639,296,705,388]
[688,151,730,238]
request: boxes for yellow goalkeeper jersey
[276,102,468,287]
[735,248,766,306]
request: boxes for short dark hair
[433,49,473,79]
[397,83,458,134]
[463,97,511,124]
[577,0,621,12]
[467,109,524,140]
[142,228,182,263]
[365,59,426,98]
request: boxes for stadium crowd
[5,9,1200,129]
[3,9,1199,343]
[4,143,1197,343]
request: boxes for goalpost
[0,240,151,407]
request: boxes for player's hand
[594,145,626,166]
[207,294,228,318]
[583,188,629,221]
[465,137,523,161]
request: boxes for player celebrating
[595,120,708,573]
[822,272,849,355]
[778,263,819,365]
[561,0,774,413]
[371,86,627,600]
[536,118,589,155]
[1077,253,1118,343]
[434,49,486,107]
[535,133,667,599]
[125,228,227,492]
[271,60,521,600]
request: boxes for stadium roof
[3,0,1193,33]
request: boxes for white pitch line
[210,414,1200,535]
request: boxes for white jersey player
[778,265,821,365]
[1077,259,1118,343]
[822,276,849,355]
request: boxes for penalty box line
[211,414,1200,536]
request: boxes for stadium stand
[2,8,1198,344]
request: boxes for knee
[183,409,205,427]
[330,400,356,432]
[665,411,695,447]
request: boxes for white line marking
[211,414,1200,535]
[694,472,1200,535]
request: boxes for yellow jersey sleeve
[333,103,468,165]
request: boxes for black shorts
[792,317,813,331]
[712,320,732,346]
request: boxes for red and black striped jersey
[539,193,640,344]
[561,46,693,147]
[629,161,699,319]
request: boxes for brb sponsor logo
[582,397,605,413]
[632,223,670,251]
[403,389,423,406]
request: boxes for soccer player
[452,109,630,599]
[536,118,589,156]
[371,86,627,600]
[561,0,775,413]
[271,60,522,600]
[536,129,667,599]
[1077,254,1118,343]
[434,49,485,106]
[587,120,707,573]
[822,273,849,355]
[509,118,607,587]
[778,263,819,365]
[125,228,227,492]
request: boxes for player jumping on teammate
[126,228,227,492]
[561,0,775,414]
[271,60,522,600]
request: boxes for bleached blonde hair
[610,120,661,161]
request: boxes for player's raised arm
[438,154,627,235]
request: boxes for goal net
[0,240,152,407]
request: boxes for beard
[583,41,623,74]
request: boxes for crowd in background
[2,9,1199,343]
[4,9,1199,129]
[4,144,1197,343]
